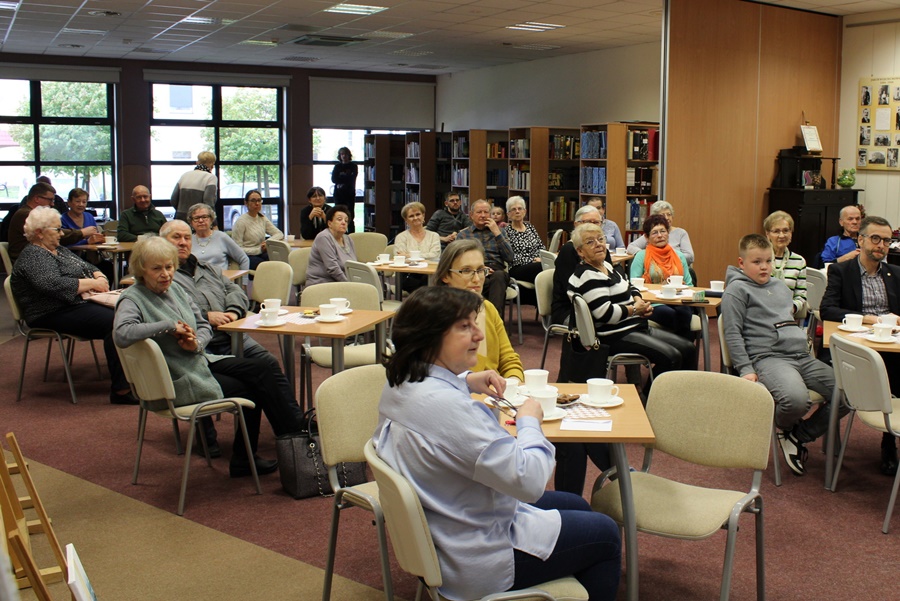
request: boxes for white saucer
[506,393,528,407]
[865,333,898,344]
[542,407,567,421]
[257,317,288,327]
[338,308,353,315]
[579,395,625,409]
[837,324,868,333]
[315,315,347,323]
[669,284,690,290]
[277,309,289,316]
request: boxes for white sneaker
[779,430,808,476]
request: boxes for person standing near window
[171,151,218,222]
[331,147,358,233]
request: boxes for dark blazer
[819,259,900,322]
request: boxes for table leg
[824,385,843,490]
[331,339,345,373]
[113,254,121,288]
[230,332,244,357]
[394,272,404,301]
[698,308,710,371]
[611,443,639,601]
[375,321,386,364]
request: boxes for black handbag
[275,408,367,499]
[557,330,610,384]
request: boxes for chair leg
[195,422,213,467]
[235,407,262,497]
[172,419,184,455]
[884,451,900,533]
[322,494,344,601]
[54,335,78,404]
[43,338,52,381]
[754,498,766,601]
[89,340,102,379]
[770,426,782,487]
[132,408,148,484]
[719,509,743,601]
[515,295,523,344]
[540,329,551,369]
[830,413,857,492]
[17,336,32,401]
[372,505,394,601]
[178,417,199,516]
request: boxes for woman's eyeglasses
[449,267,491,279]
[581,237,606,248]
[191,215,212,221]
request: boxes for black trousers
[483,268,510,317]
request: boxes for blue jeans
[512,491,621,601]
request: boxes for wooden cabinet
[767,188,859,266]
[405,132,451,215]
[451,129,508,212]
[363,134,405,237]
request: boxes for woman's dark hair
[326,204,349,223]
[385,287,483,387]
[642,214,670,237]
[337,147,353,161]
[306,186,327,199]
[244,189,262,203]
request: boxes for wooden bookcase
[363,134,405,237]
[451,129,509,213]
[405,132,452,214]
[508,126,580,243]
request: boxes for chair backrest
[288,247,311,287]
[539,249,557,271]
[646,371,773,469]
[345,260,385,303]
[300,281,380,311]
[572,294,596,348]
[535,268,555,321]
[101,220,118,235]
[0,241,12,274]
[349,232,388,263]
[4,277,24,325]
[718,314,734,373]
[806,268,827,313]
[384,243,395,257]
[250,261,293,305]
[830,334,894,415]
[266,239,292,263]
[548,228,564,253]
[115,338,176,404]
[316,365,386,468]
[364,439,443,588]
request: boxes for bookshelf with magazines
[364,133,405,237]
[405,131,452,215]
[451,129,509,214]
[508,126,580,244]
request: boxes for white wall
[841,10,900,226]
[435,42,662,131]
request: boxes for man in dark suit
[820,215,900,476]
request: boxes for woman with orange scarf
[630,214,694,338]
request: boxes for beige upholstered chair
[348,232,388,264]
[318,365,391,601]
[249,260,293,308]
[505,279,524,345]
[591,371,772,601]
[288,247,310,297]
[0,241,12,274]
[539,249,557,271]
[548,228,565,254]
[344,260,401,312]
[829,334,900,533]
[804,268,827,355]
[364,440,589,601]
[116,338,261,516]
[535,269,568,369]
[266,239,291,263]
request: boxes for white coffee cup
[667,275,684,287]
[410,250,422,261]
[842,314,864,329]
[261,298,281,311]
[259,308,279,326]
[104,235,116,245]
[660,284,678,299]
[874,323,895,342]
[616,246,627,255]
[330,297,351,312]
[630,277,645,289]
[285,234,296,242]
[587,378,619,402]
[393,255,407,266]
[530,386,559,415]
[523,369,549,393]
[504,377,520,395]
[319,303,338,319]
[710,280,725,292]
[377,253,390,263]
[878,314,899,327]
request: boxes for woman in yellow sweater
[432,239,524,381]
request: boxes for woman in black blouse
[299,186,331,240]
[9,207,134,403]
[331,147,358,233]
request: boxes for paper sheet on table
[560,418,612,431]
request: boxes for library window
[0,79,116,222]
[150,84,284,229]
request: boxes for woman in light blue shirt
[374,286,620,601]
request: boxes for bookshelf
[508,126,580,243]
[579,122,659,243]
[451,129,509,213]
[405,131,452,214]
[364,134,405,237]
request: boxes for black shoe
[110,391,139,405]
[194,440,222,459]
[881,446,898,476]
[779,430,808,476]
[230,456,278,478]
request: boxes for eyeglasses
[581,237,606,248]
[43,227,63,233]
[191,215,212,221]
[576,219,602,226]
[768,228,791,235]
[861,234,892,246]
[446,198,461,203]
[508,206,525,212]
[39,195,56,202]
[449,267,491,279]
[648,229,668,238]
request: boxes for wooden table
[496,383,654,601]
[218,306,395,405]
[642,283,721,371]
[372,260,438,300]
[77,242,135,287]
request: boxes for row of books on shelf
[510,138,530,159]
[627,128,659,161]
[365,189,405,205]
[548,196,579,222]
[510,163,530,190]
[405,164,450,185]
[581,130,607,160]
[407,139,452,159]
[452,137,510,159]
[487,169,508,187]
[626,166,657,195]
[366,164,405,182]
[550,135,580,160]
[548,167,579,190]
[580,166,607,195]
[488,142,508,159]
[627,198,657,231]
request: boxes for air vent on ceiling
[403,64,448,70]
[279,24,323,33]
[282,55,320,62]
[290,34,365,47]
[132,47,170,54]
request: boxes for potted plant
[836,168,856,189]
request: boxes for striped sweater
[567,261,647,340]
[772,249,807,315]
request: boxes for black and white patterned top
[10,244,99,324]
[503,222,544,267]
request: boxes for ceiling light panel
[324,4,388,16]
[0,1,19,10]
[506,21,565,32]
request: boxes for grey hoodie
[722,265,808,376]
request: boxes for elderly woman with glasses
[395,201,441,292]
[503,196,544,297]
[231,189,284,270]
[433,239,524,380]
[187,203,249,271]
[626,200,694,264]
[764,210,807,316]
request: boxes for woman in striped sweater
[567,223,696,380]
[764,211,808,316]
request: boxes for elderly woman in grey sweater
[306,204,357,286]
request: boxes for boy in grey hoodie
[722,234,842,476]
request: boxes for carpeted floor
[3,294,900,600]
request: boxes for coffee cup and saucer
[838,314,868,333]
[867,323,898,344]
[257,307,287,327]
[315,304,347,323]
[579,378,625,408]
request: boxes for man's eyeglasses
[581,237,606,248]
[861,234,892,246]
[39,196,56,202]
[449,267,491,279]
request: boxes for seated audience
[490,204,507,228]
[629,214,694,338]
[8,182,94,263]
[722,234,842,476]
[10,206,133,404]
[456,199,514,315]
[306,205,357,286]
[35,175,67,214]
[426,191,472,247]
[503,195,544,301]
[374,286,621,601]
[395,201,440,293]
[299,186,331,240]
[764,210,807,316]
[820,205,862,265]
[820,215,900,476]
[586,197,625,250]
[231,189,283,270]
[113,236,301,477]
[117,185,167,242]
[61,187,114,281]
[626,200,694,264]
[187,203,249,271]
[171,151,217,222]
